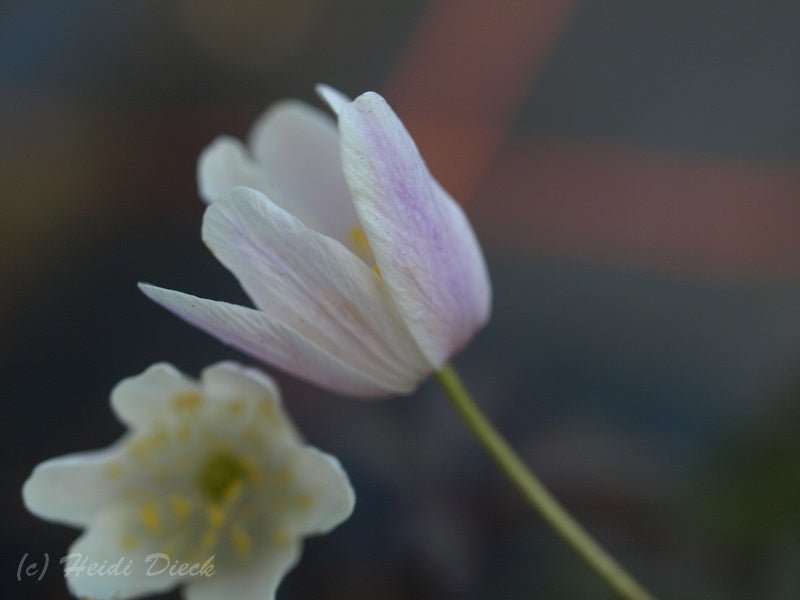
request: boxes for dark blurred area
[3,1,800,598]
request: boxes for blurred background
[4,1,800,598]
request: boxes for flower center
[197,450,247,503]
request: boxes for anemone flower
[140,86,491,397]
[23,362,354,600]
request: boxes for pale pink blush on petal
[202,187,431,391]
[138,284,397,398]
[338,92,491,367]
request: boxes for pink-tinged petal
[315,83,350,116]
[199,101,358,246]
[338,92,492,367]
[139,284,403,398]
[22,446,127,528]
[201,187,430,391]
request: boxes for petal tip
[197,136,248,204]
[315,84,350,116]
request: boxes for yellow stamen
[226,398,245,416]
[201,529,218,548]
[229,526,252,559]
[197,450,246,502]
[223,479,245,504]
[348,226,372,258]
[240,455,265,486]
[295,493,313,510]
[139,504,162,535]
[129,438,152,461]
[169,494,193,521]
[206,505,225,529]
[274,466,293,489]
[173,391,203,411]
[272,528,290,546]
[105,462,124,478]
[120,533,138,550]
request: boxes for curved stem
[435,364,656,600]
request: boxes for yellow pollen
[222,479,245,504]
[258,398,282,427]
[105,462,124,478]
[274,466,293,489]
[201,530,218,548]
[197,450,247,502]
[169,494,193,520]
[206,505,226,529]
[139,504,162,535]
[295,493,313,510]
[226,398,245,416]
[149,429,169,447]
[348,226,372,259]
[272,528,290,546]
[129,438,152,461]
[184,547,200,563]
[240,456,265,486]
[173,391,203,411]
[120,533,138,550]
[229,526,252,559]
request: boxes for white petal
[199,361,301,441]
[197,136,273,204]
[23,446,127,528]
[338,92,492,367]
[286,447,355,536]
[315,83,350,116]
[183,541,300,600]
[200,361,279,406]
[201,187,431,391]
[65,508,181,599]
[110,363,199,429]
[200,101,358,247]
[138,284,398,398]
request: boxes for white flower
[22,362,355,600]
[139,85,491,398]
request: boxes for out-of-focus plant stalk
[435,364,657,600]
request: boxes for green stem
[434,364,656,600]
